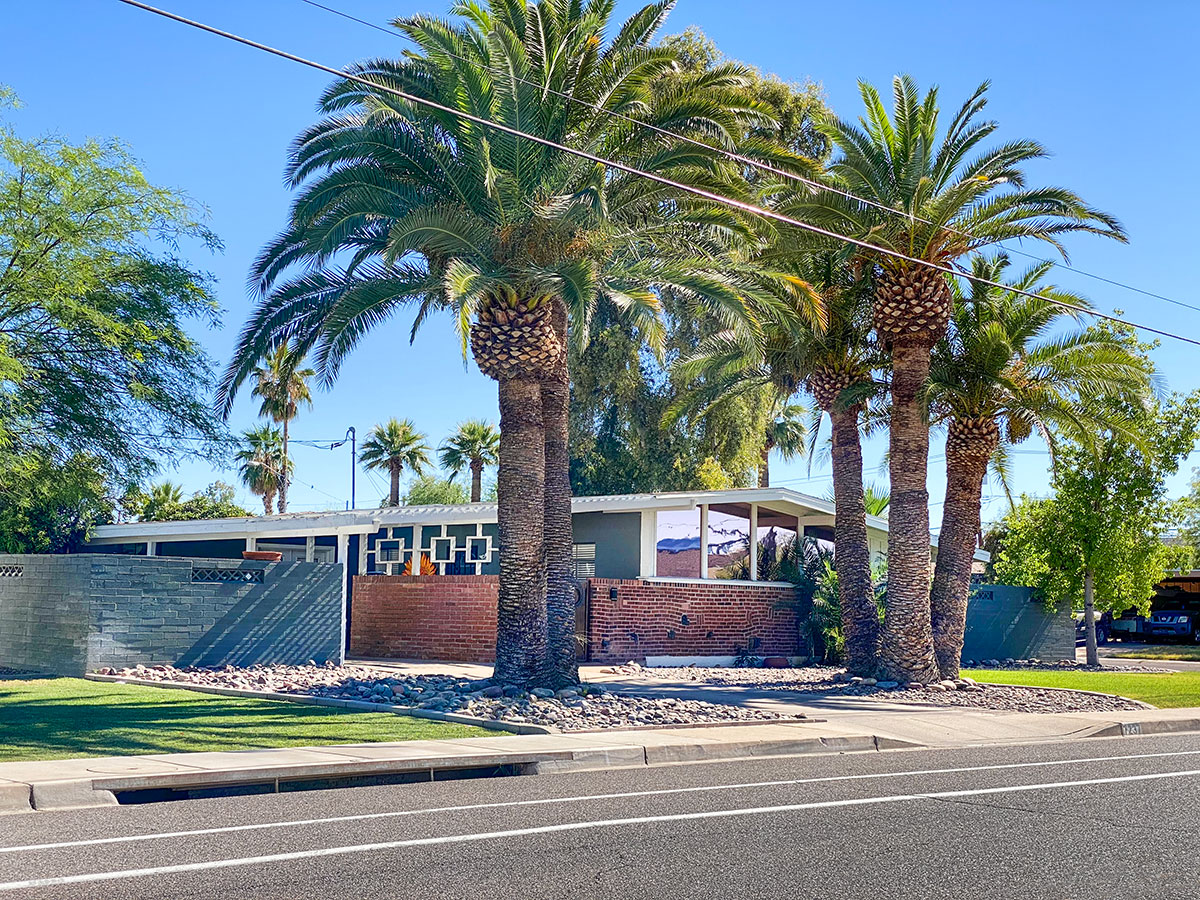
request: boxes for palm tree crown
[440,420,500,502]
[249,343,314,514]
[236,425,289,516]
[360,419,432,507]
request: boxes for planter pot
[242,550,283,562]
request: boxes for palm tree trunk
[541,299,579,687]
[758,442,771,488]
[878,338,940,684]
[829,404,877,675]
[279,417,290,514]
[930,426,995,679]
[470,460,483,503]
[495,374,548,686]
[264,491,275,516]
[388,462,401,506]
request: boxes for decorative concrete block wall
[350,575,499,663]
[586,578,799,663]
[0,554,343,675]
[961,584,1075,663]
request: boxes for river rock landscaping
[97,664,790,731]
[602,663,1148,712]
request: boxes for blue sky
[5,0,1199,524]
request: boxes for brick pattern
[586,578,800,662]
[0,554,343,675]
[350,575,498,663]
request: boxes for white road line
[3,768,1198,892]
[5,747,1200,855]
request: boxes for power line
[297,0,1200,319]
[117,0,1200,350]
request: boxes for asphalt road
[3,733,1200,899]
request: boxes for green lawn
[962,668,1200,709]
[0,676,492,762]
[1107,647,1200,662]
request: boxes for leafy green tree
[926,256,1150,678]
[0,453,114,553]
[0,95,224,478]
[130,480,251,522]
[359,419,431,507]
[993,391,1200,664]
[439,421,500,502]
[250,344,313,514]
[792,75,1125,683]
[236,425,289,515]
[403,475,470,506]
[218,1,793,687]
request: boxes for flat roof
[88,486,985,560]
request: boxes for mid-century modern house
[87,486,903,580]
[2,487,1054,677]
[77,487,996,666]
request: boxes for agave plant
[216,0,804,687]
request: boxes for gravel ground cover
[100,664,789,731]
[605,663,1148,713]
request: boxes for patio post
[749,503,758,581]
[699,503,709,579]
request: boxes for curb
[84,674,556,735]
[977,681,1155,710]
[1085,717,1200,739]
[0,783,32,815]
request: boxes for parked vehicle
[1146,609,1200,643]
[1076,610,1111,645]
[1111,613,1146,641]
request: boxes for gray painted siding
[962,584,1075,662]
[572,512,641,580]
[0,554,343,675]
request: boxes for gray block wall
[962,584,1075,663]
[0,554,343,675]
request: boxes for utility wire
[297,0,1200,318]
[117,0,1200,349]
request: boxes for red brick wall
[350,575,799,665]
[586,578,798,663]
[350,575,497,663]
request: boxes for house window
[378,542,401,563]
[571,543,596,578]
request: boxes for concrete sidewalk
[5,702,1200,816]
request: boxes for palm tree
[216,1,801,687]
[140,481,183,521]
[926,253,1149,678]
[793,76,1125,682]
[863,483,890,517]
[250,344,314,514]
[236,425,289,515]
[673,253,884,674]
[760,399,807,488]
[440,421,500,503]
[359,419,432,506]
